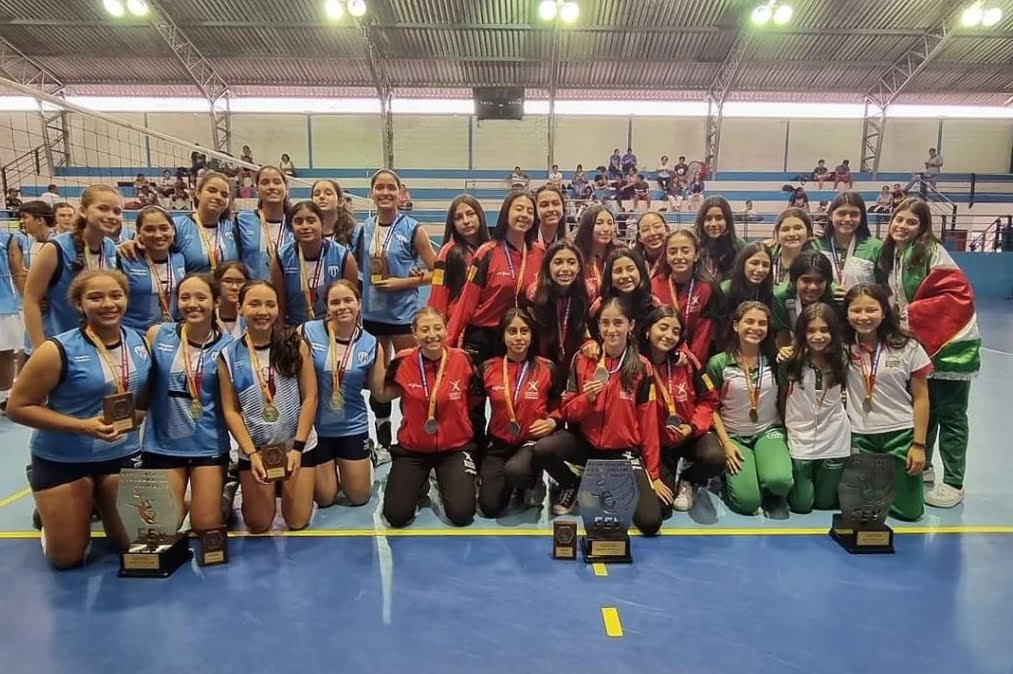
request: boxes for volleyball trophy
[577,459,639,563]
[829,454,896,554]
[117,469,191,577]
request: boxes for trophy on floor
[196,527,229,567]
[117,469,191,577]
[552,520,578,560]
[829,454,896,554]
[577,459,639,563]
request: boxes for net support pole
[703,33,750,179]
[359,21,396,170]
[0,36,69,172]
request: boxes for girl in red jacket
[479,308,562,516]
[429,195,490,319]
[639,306,723,516]
[532,297,663,535]
[378,307,481,528]
[572,204,621,301]
[650,229,719,367]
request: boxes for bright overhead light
[539,0,558,21]
[346,0,367,18]
[773,4,793,24]
[751,4,772,25]
[961,3,985,26]
[982,7,1003,26]
[559,1,579,23]
[125,0,148,16]
[324,0,344,20]
[103,0,125,17]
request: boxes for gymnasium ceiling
[0,0,1011,105]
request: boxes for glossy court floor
[1,297,1011,674]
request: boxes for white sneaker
[922,466,936,483]
[924,483,964,508]
[672,480,695,512]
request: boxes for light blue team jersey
[142,323,233,458]
[44,232,118,339]
[0,232,20,315]
[353,213,423,325]
[278,239,350,326]
[118,252,187,330]
[221,337,304,449]
[29,327,151,462]
[236,212,293,281]
[301,320,376,438]
[172,214,240,274]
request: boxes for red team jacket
[647,346,719,449]
[482,355,561,444]
[560,351,662,480]
[447,240,544,345]
[428,241,475,319]
[387,347,481,453]
[649,273,717,367]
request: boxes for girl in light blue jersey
[236,165,293,280]
[302,280,385,507]
[119,206,187,330]
[0,228,23,406]
[8,270,152,569]
[143,273,234,533]
[213,261,250,338]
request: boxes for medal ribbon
[245,334,275,408]
[299,241,326,316]
[669,275,695,328]
[652,356,679,420]
[372,216,401,258]
[858,341,883,404]
[501,357,530,429]
[261,215,287,257]
[502,242,528,308]
[328,323,359,400]
[417,348,448,426]
[181,324,213,405]
[196,218,220,271]
[740,355,764,416]
[596,346,628,378]
[557,297,571,355]
[829,236,855,285]
[87,328,129,394]
[86,247,104,270]
[146,256,173,318]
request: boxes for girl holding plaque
[142,273,234,532]
[119,206,187,330]
[531,297,663,534]
[572,204,619,302]
[353,169,435,455]
[708,301,793,516]
[879,197,977,508]
[271,201,358,326]
[780,302,851,514]
[650,229,719,367]
[213,261,250,338]
[429,195,490,319]
[236,166,293,280]
[8,270,151,568]
[639,307,723,515]
[478,308,561,517]
[218,281,319,532]
[24,185,121,352]
[694,196,743,282]
[377,307,480,528]
[301,280,385,508]
[771,250,836,346]
[843,284,931,521]
[814,191,881,302]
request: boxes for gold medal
[331,389,344,410]
[263,404,279,422]
[189,399,203,419]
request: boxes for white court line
[371,485,394,625]
[982,347,1013,356]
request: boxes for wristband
[293,440,306,452]
[911,441,926,449]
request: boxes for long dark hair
[637,305,685,359]
[727,300,777,365]
[572,204,618,270]
[633,211,669,266]
[194,171,233,222]
[878,197,937,278]
[441,195,490,303]
[600,247,654,322]
[176,272,221,305]
[492,190,538,247]
[596,296,646,392]
[312,179,356,246]
[842,283,911,350]
[784,302,847,388]
[238,280,303,377]
[820,191,871,246]
[694,196,740,278]
[788,249,835,306]
[726,241,775,309]
[534,184,567,239]
[255,165,291,220]
[17,200,55,229]
[498,307,540,366]
[286,200,326,238]
[530,240,589,361]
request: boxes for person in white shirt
[922,148,943,188]
[547,164,564,189]
[38,184,60,206]
[656,156,673,192]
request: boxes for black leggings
[478,437,544,518]
[531,430,662,536]
[658,432,725,517]
[461,325,499,461]
[382,445,477,528]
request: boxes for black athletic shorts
[140,452,229,470]
[362,319,412,337]
[30,452,143,491]
[306,433,372,463]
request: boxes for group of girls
[2,168,979,570]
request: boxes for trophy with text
[196,528,229,567]
[577,459,639,563]
[829,454,896,554]
[117,469,191,577]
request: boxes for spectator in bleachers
[673,156,689,180]
[170,179,190,210]
[664,178,685,213]
[891,183,906,209]
[922,147,944,189]
[616,166,638,209]
[811,159,829,190]
[699,155,712,181]
[547,164,564,189]
[509,166,530,189]
[159,169,175,197]
[833,159,853,190]
[632,174,652,212]
[621,147,638,174]
[53,202,76,234]
[687,172,705,211]
[608,149,622,179]
[136,183,159,208]
[39,184,60,207]
[190,146,207,184]
[656,156,673,192]
[788,186,810,210]
[5,188,22,217]
[741,200,764,223]
[279,153,296,177]
[870,185,893,215]
[813,200,829,236]
[398,183,413,212]
[571,164,589,198]
[133,173,147,197]
[240,145,254,164]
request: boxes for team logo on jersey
[358,351,369,365]
[328,265,340,278]
[134,345,149,361]
[449,379,463,400]
[674,382,689,401]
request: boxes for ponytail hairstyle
[194,170,233,222]
[727,300,777,365]
[842,283,911,350]
[820,191,871,247]
[17,200,55,230]
[596,296,646,392]
[878,197,937,278]
[237,280,302,377]
[441,194,490,304]
[71,184,121,271]
[411,305,447,330]
[312,179,356,246]
[600,247,654,323]
[497,306,540,366]
[531,240,588,361]
[788,249,835,306]
[784,302,847,389]
[254,165,291,222]
[693,195,740,278]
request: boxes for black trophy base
[119,535,192,577]
[580,534,632,564]
[829,513,895,554]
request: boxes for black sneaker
[32,508,42,530]
[376,420,392,449]
[551,486,578,516]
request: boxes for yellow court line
[592,563,608,576]
[601,607,623,637]
[0,487,31,509]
